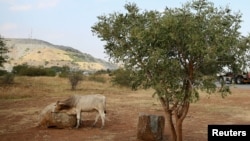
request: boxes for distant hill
[2,38,118,72]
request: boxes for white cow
[55,94,106,129]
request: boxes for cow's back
[77,94,106,112]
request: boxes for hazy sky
[0,0,249,61]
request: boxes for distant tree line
[1,62,130,90]
[12,64,57,76]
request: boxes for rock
[38,102,76,128]
[47,112,77,128]
[137,113,165,141]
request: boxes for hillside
[2,38,117,72]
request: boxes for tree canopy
[92,0,250,140]
[0,36,8,67]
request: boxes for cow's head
[54,101,63,112]
[54,101,71,112]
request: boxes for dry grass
[0,75,144,101]
[0,77,65,99]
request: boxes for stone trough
[137,113,165,141]
[46,112,76,128]
[37,102,77,128]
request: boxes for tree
[0,35,8,67]
[68,70,83,90]
[111,68,133,87]
[92,0,249,141]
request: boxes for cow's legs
[75,110,81,128]
[92,112,100,127]
[99,111,105,129]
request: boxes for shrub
[58,66,70,77]
[0,69,8,76]
[111,68,133,87]
[68,71,83,90]
[12,64,56,76]
[94,69,111,75]
[88,74,106,83]
[0,73,15,85]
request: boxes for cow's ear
[57,101,64,105]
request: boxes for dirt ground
[0,85,250,141]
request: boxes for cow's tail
[104,96,107,114]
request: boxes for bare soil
[0,85,250,141]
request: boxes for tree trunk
[71,84,76,90]
[164,111,177,141]
[175,102,190,141]
[176,120,183,141]
[159,97,190,141]
[159,97,177,141]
